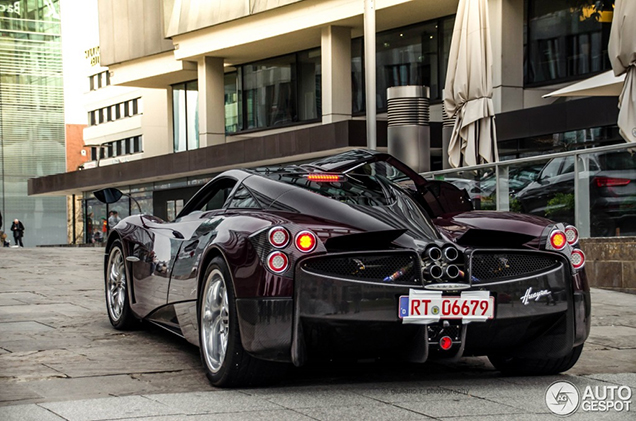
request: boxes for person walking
[10,218,25,247]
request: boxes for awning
[542,70,625,98]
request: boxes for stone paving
[0,247,634,420]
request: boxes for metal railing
[421,142,636,238]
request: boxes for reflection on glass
[526,0,614,85]
[581,148,636,237]
[172,81,199,152]
[225,72,239,133]
[243,55,296,129]
[297,48,321,121]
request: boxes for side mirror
[94,188,123,204]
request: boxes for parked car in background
[516,151,636,236]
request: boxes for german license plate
[399,290,494,324]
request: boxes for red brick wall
[66,124,89,172]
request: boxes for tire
[488,344,583,376]
[105,240,136,329]
[199,257,287,387]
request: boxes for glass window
[115,104,121,119]
[98,108,104,124]
[243,54,296,129]
[107,107,112,121]
[172,82,199,152]
[526,0,615,85]
[228,185,260,209]
[352,15,456,111]
[89,111,96,126]
[297,48,321,121]
[133,136,142,153]
[132,98,139,115]
[351,38,365,114]
[89,75,95,91]
[123,101,130,117]
[225,72,239,133]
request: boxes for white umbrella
[608,0,636,143]
[444,0,498,168]
[542,70,625,98]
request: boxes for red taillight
[267,251,289,273]
[564,225,579,245]
[268,227,290,248]
[549,230,567,250]
[595,177,631,188]
[439,336,453,350]
[306,174,343,182]
[295,230,317,253]
[570,249,585,269]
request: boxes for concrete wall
[579,237,636,294]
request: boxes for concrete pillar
[489,0,524,114]
[321,26,352,124]
[198,56,225,147]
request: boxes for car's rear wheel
[105,240,135,329]
[199,257,286,387]
[488,344,583,375]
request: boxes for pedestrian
[10,218,25,247]
[108,211,121,230]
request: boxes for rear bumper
[235,250,591,365]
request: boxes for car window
[539,159,561,180]
[227,184,260,209]
[560,156,575,174]
[178,178,238,218]
[597,151,636,170]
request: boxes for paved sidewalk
[0,248,634,420]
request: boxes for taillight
[267,251,289,273]
[268,226,290,248]
[549,230,567,250]
[570,249,585,269]
[594,176,631,188]
[564,225,579,245]
[439,336,453,350]
[295,230,317,253]
[306,174,343,182]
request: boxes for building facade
[0,0,66,246]
[29,0,630,245]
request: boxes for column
[198,56,225,147]
[489,0,524,113]
[321,26,352,123]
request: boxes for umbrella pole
[364,0,376,150]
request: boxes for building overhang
[172,0,458,65]
[109,51,197,88]
[28,120,387,196]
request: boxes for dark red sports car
[98,150,590,387]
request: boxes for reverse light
[268,226,290,248]
[549,230,567,251]
[570,249,586,269]
[267,251,289,273]
[564,225,579,245]
[594,176,631,188]
[306,173,343,182]
[295,230,317,253]
[439,336,453,350]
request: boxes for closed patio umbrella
[444,0,498,168]
[609,0,636,143]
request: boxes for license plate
[399,290,494,324]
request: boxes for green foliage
[545,193,575,218]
